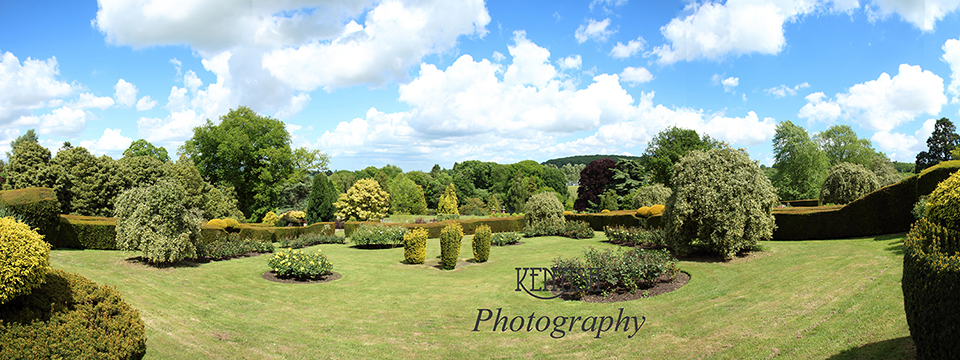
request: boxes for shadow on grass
[123,257,201,268]
[874,232,907,256]
[826,336,915,360]
[350,244,403,250]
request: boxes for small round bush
[206,219,228,229]
[525,192,565,229]
[262,211,280,226]
[0,268,147,359]
[664,148,778,259]
[472,225,491,262]
[926,171,960,230]
[114,179,203,264]
[268,248,333,280]
[0,217,51,304]
[819,162,880,205]
[440,223,463,270]
[222,217,241,231]
[630,184,673,208]
[403,227,428,264]
[601,209,610,213]
[649,204,665,216]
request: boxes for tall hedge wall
[772,161,960,240]
[0,187,61,247]
[58,215,117,250]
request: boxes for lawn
[48,233,914,359]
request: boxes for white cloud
[559,55,582,70]
[114,79,138,107]
[71,92,115,109]
[765,82,810,98]
[503,31,558,89]
[610,36,646,58]
[798,64,946,132]
[0,51,74,125]
[492,51,505,62]
[38,106,88,137]
[721,76,739,92]
[575,18,615,44]
[590,0,628,11]
[275,92,311,120]
[943,38,960,103]
[871,118,937,161]
[135,96,157,111]
[866,0,960,32]
[651,0,817,64]
[78,128,133,155]
[620,67,654,85]
[261,0,490,91]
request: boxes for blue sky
[2,0,960,171]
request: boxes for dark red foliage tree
[574,158,616,212]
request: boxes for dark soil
[556,271,690,303]
[261,271,341,284]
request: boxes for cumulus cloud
[765,82,810,98]
[71,92,115,109]
[37,106,88,137]
[871,118,937,161]
[610,36,645,58]
[0,51,74,125]
[798,64,946,132]
[620,67,654,85]
[559,55,582,70]
[575,18,615,44]
[943,38,960,103]
[317,35,776,167]
[135,96,157,111]
[721,76,739,92]
[78,128,133,155]
[865,0,960,32]
[114,79,138,107]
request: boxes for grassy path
[49,233,913,359]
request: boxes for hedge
[0,268,147,359]
[0,187,61,248]
[563,210,643,230]
[781,199,819,207]
[345,216,527,239]
[772,161,960,240]
[902,218,960,359]
[58,215,117,250]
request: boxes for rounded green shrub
[334,179,390,221]
[926,171,960,230]
[262,211,280,226]
[0,217,51,304]
[630,184,673,208]
[114,179,203,264]
[525,191,565,229]
[649,204,665,216]
[0,268,147,359]
[902,218,960,359]
[222,217,241,231]
[819,162,880,205]
[440,222,463,270]
[664,148,778,259]
[268,248,333,280]
[403,227,428,264]
[472,225,491,263]
[206,219,228,229]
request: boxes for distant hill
[542,154,643,167]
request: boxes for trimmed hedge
[0,268,147,359]
[564,210,642,230]
[0,187,61,247]
[781,199,820,207]
[772,161,960,240]
[58,215,118,250]
[902,218,960,359]
[345,216,526,239]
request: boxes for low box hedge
[0,187,61,247]
[564,210,643,231]
[58,215,117,250]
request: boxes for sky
[2,0,960,172]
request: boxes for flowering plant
[268,248,333,280]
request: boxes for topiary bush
[0,268,147,359]
[114,179,203,264]
[222,217,241,232]
[552,247,679,299]
[649,204,665,216]
[472,225,491,263]
[902,217,960,359]
[0,187,62,247]
[279,210,306,226]
[440,222,463,270]
[334,179,390,221]
[525,192,565,229]
[926,171,960,230]
[437,183,459,216]
[664,148,778,259]
[630,184,672,208]
[262,211,280,226]
[403,227,428,264]
[0,217,51,305]
[820,162,880,205]
[206,219,228,229]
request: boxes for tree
[306,174,338,223]
[506,172,536,213]
[868,154,902,187]
[599,189,619,211]
[525,192,565,229]
[608,159,648,199]
[644,126,722,186]
[329,170,356,194]
[290,147,330,181]
[334,178,390,221]
[166,155,244,220]
[820,162,880,205]
[628,184,672,208]
[437,183,459,215]
[123,139,170,162]
[114,179,203,264]
[916,118,960,173]
[6,129,38,160]
[3,141,66,207]
[771,121,830,200]
[560,163,586,185]
[388,175,427,215]
[52,146,99,214]
[117,155,170,189]
[663,147,778,259]
[179,106,295,222]
[574,158,616,212]
[814,125,876,167]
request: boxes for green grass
[48,233,914,359]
